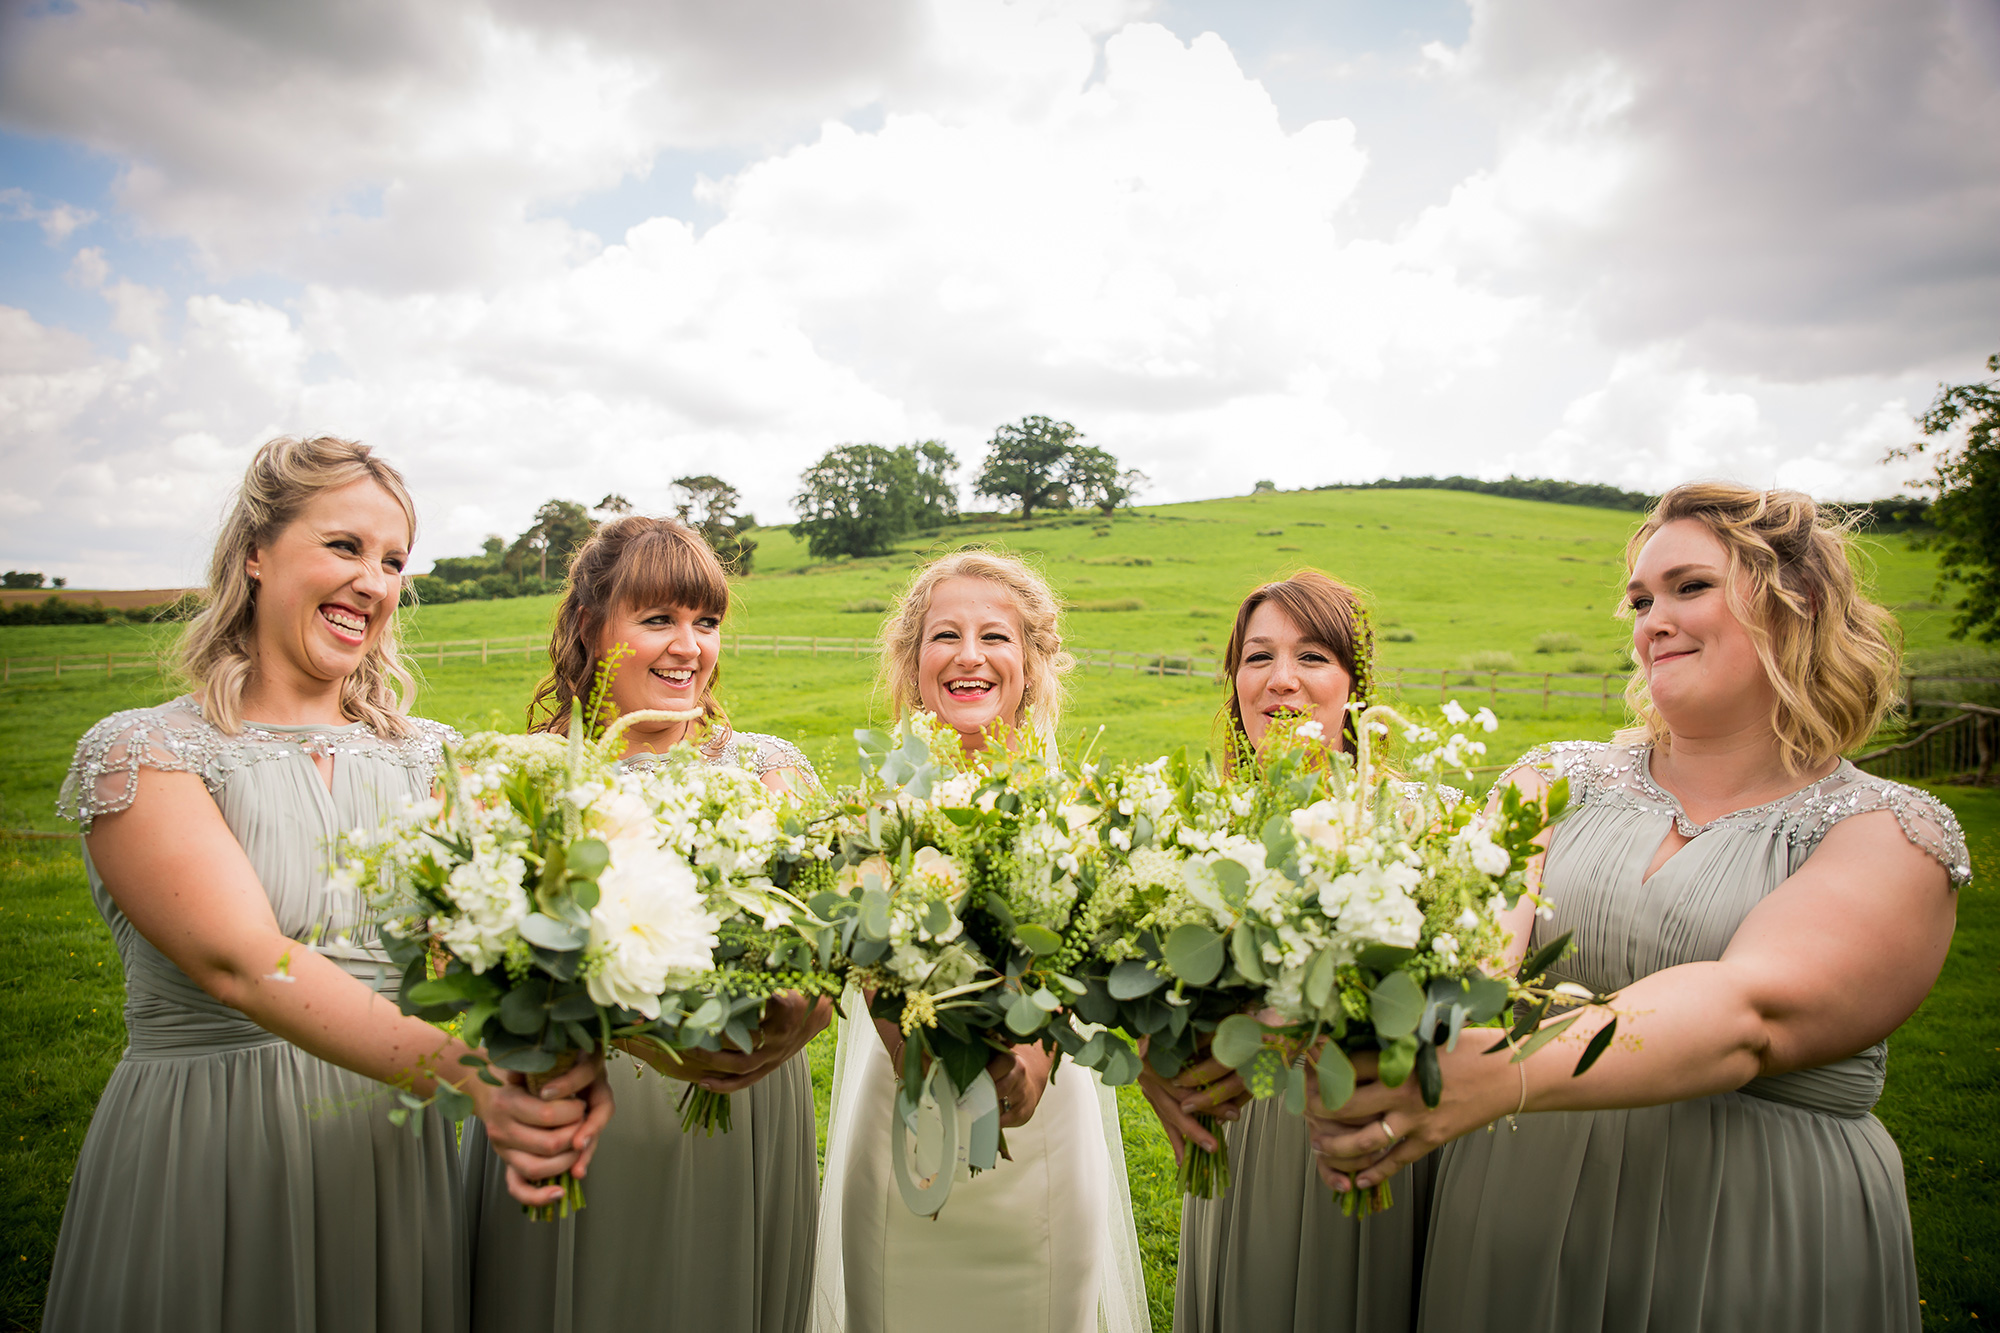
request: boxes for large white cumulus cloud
[0,0,1992,584]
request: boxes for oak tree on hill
[974,416,1083,519]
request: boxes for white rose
[586,839,717,1018]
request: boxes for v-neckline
[1633,748,1849,885]
[243,717,369,798]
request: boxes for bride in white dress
[810,550,1150,1333]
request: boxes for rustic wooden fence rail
[2,637,1991,736]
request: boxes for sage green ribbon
[891,1064,1004,1217]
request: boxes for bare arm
[1308,806,1956,1190]
[87,767,615,1205]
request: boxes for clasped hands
[1301,1045,1521,1195]
[873,1016,1055,1130]
[621,991,833,1092]
[476,991,831,1210]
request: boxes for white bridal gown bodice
[811,999,1151,1333]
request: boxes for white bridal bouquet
[811,714,1118,1217]
[1063,705,1611,1211]
[337,664,841,1217]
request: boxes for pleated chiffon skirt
[462,1049,818,1333]
[42,1035,467,1332]
[1418,1089,1918,1333]
[1176,1097,1435,1333]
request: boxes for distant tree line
[1321,474,1661,512]
[3,571,66,589]
[1317,474,1939,532]
[1,591,200,627]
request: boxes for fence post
[1439,669,1446,706]
[1601,674,1610,714]
[107,652,114,679]
[481,639,488,665]
[812,637,819,658]
[1542,673,1550,713]
[54,655,60,680]
[1488,670,1497,708]
[3,659,8,684]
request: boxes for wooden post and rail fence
[3,636,1993,784]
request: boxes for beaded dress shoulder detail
[621,727,821,792]
[58,695,456,830]
[1507,740,1970,886]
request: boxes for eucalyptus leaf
[565,838,609,880]
[1463,975,1512,1024]
[1231,922,1268,986]
[1132,812,1154,849]
[1029,987,1062,1012]
[1211,858,1250,908]
[1303,949,1337,1010]
[1283,1062,1307,1116]
[518,912,587,952]
[1369,970,1426,1040]
[1355,943,1416,974]
[1315,1044,1356,1111]
[859,887,892,941]
[1109,958,1165,1000]
[498,986,546,1036]
[490,1045,558,1074]
[1162,924,1225,986]
[1005,991,1046,1036]
[1210,1013,1265,1069]
[1376,1034,1417,1087]
[548,991,597,1022]
[922,899,955,937]
[1261,814,1296,869]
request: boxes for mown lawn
[1,488,1992,1329]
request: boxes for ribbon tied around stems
[891,1062,1003,1218]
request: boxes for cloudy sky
[2,0,1996,586]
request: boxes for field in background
[2,489,1993,1328]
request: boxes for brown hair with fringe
[876,548,1074,743]
[1219,569,1376,770]
[1617,481,1901,773]
[179,435,418,737]
[528,515,731,739]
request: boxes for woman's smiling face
[916,577,1026,747]
[596,601,722,721]
[1626,518,1776,737]
[246,477,410,688]
[1234,600,1353,752]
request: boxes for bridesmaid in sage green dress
[463,515,828,1333]
[1306,484,1967,1333]
[43,436,610,1332]
[1145,570,1434,1333]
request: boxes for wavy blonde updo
[876,548,1074,743]
[1619,481,1901,773]
[179,435,419,738]
[529,515,731,739]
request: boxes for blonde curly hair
[876,548,1074,743]
[179,435,418,737]
[1618,481,1901,773]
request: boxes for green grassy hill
[2,489,1994,1328]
